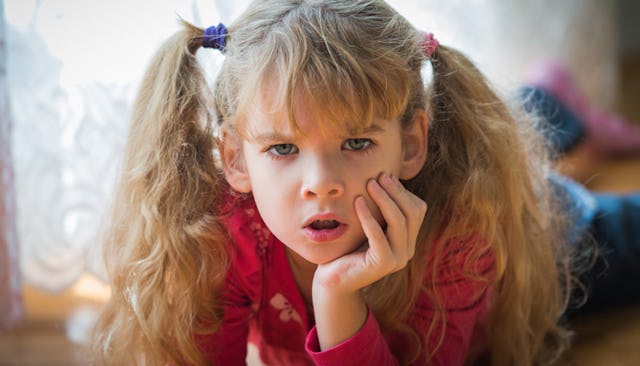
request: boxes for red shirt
[198,195,494,365]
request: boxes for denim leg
[550,175,640,312]
[549,174,597,245]
[580,192,640,311]
[518,86,586,155]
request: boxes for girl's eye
[343,138,372,151]
[268,144,298,156]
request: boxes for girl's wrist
[312,285,368,350]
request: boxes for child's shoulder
[219,193,282,301]
[221,193,274,267]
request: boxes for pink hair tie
[420,32,439,58]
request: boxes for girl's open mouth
[308,219,340,230]
[303,217,347,242]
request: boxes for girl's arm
[305,306,397,365]
[306,234,495,366]
[310,173,427,362]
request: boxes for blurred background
[1,0,639,364]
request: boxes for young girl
[93,0,578,364]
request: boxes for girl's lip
[302,223,348,243]
[302,213,348,243]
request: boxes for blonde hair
[93,0,575,365]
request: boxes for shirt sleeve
[305,307,398,366]
[195,265,254,365]
[417,236,495,365]
[419,281,492,366]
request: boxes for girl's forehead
[242,104,357,140]
[238,83,382,139]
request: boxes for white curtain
[3,0,618,294]
[1,0,24,331]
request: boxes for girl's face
[224,89,426,265]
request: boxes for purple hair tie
[420,32,439,58]
[203,23,227,51]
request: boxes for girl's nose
[301,160,345,199]
[302,183,344,199]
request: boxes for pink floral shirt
[197,194,495,365]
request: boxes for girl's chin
[302,244,366,265]
[284,232,368,266]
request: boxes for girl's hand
[311,173,427,350]
[314,173,427,294]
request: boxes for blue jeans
[551,175,640,311]
[521,86,640,311]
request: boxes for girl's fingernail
[380,173,392,185]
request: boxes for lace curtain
[1,0,23,331]
[1,0,618,309]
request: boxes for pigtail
[416,45,572,365]
[92,21,228,366]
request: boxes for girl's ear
[219,127,252,193]
[399,110,429,180]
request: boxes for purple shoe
[526,60,640,156]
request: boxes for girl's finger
[378,174,427,229]
[366,177,406,236]
[365,179,410,269]
[354,196,394,269]
[375,174,427,258]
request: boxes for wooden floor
[0,275,108,366]
[2,56,640,366]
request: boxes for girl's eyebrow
[251,132,292,144]
[345,123,385,136]
[250,123,386,144]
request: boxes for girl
[93,0,578,364]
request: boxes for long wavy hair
[93,0,577,364]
